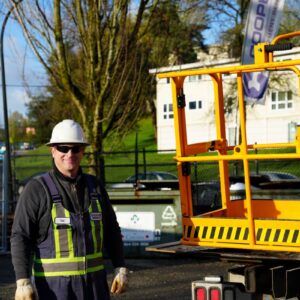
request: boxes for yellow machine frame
[158,32,300,253]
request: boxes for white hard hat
[47,119,89,145]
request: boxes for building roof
[149,46,300,75]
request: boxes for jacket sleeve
[98,182,125,268]
[10,179,51,280]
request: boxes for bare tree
[204,0,300,56]
[8,111,28,146]
[203,0,250,57]
[6,0,163,176]
[5,0,209,177]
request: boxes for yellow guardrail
[158,31,300,252]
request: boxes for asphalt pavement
[0,158,236,300]
[0,159,233,299]
[0,253,234,300]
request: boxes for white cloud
[8,88,31,113]
[0,88,29,128]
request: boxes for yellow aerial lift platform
[148,32,300,299]
[156,31,300,254]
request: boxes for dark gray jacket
[11,166,125,280]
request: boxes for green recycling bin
[107,188,182,257]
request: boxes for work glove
[110,267,129,294]
[15,278,34,300]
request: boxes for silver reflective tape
[90,212,102,221]
[55,217,71,225]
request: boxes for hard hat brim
[46,141,90,146]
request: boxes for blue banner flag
[242,0,285,104]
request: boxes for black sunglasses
[55,145,83,154]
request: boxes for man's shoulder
[83,173,97,185]
[83,173,96,179]
[32,172,53,185]
[18,172,50,197]
[84,173,105,183]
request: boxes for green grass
[121,118,158,150]
[13,146,53,180]
[12,117,300,184]
[13,118,177,182]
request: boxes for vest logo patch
[90,212,102,221]
[55,217,71,225]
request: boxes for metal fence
[2,148,300,253]
[100,149,178,185]
[11,149,300,191]
[1,148,178,254]
[189,159,300,183]
[12,149,178,187]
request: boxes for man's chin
[64,164,79,173]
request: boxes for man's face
[51,144,85,177]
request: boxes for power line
[0,84,48,88]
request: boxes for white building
[150,47,300,151]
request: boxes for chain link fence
[190,158,300,215]
[2,149,300,252]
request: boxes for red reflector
[196,287,206,300]
[210,287,221,300]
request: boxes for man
[11,119,128,300]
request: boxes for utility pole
[0,0,24,251]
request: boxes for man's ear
[51,146,55,158]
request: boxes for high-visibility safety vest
[33,173,104,277]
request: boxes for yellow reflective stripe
[87,265,104,273]
[64,209,74,257]
[90,199,103,252]
[89,205,98,251]
[86,252,103,260]
[40,184,104,278]
[34,265,105,277]
[51,204,61,258]
[35,251,103,264]
[34,252,104,277]
[96,200,103,250]
[52,204,73,258]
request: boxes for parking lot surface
[0,253,233,300]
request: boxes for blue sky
[0,15,47,127]
[0,5,217,128]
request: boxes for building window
[188,75,202,82]
[159,78,170,84]
[189,101,196,109]
[163,103,173,119]
[271,91,293,110]
[189,100,202,110]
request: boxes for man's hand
[110,267,129,294]
[15,278,34,300]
